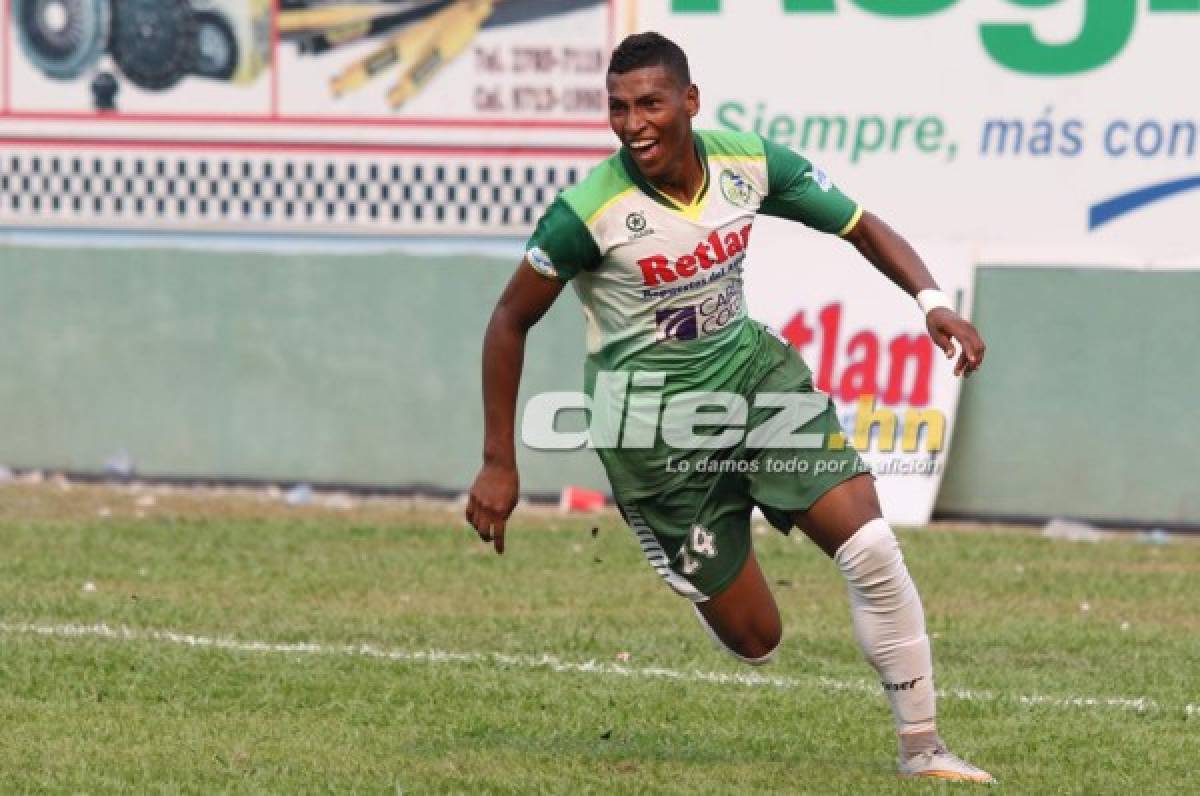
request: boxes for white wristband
[916,289,954,315]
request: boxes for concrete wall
[1,244,1196,524]
[0,244,605,494]
[937,266,1200,527]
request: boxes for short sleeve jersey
[525,130,862,372]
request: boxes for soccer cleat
[897,744,996,784]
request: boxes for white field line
[3,621,1196,718]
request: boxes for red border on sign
[1,0,615,131]
[0,136,615,158]
[0,109,610,129]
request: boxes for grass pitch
[0,482,1196,793]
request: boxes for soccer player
[465,32,992,783]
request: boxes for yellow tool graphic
[386,0,492,109]
[330,2,458,98]
[279,4,403,34]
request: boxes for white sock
[834,518,936,735]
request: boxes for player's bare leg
[694,545,781,664]
[792,474,995,784]
[791,472,883,557]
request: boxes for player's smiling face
[607,65,699,182]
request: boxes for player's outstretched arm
[842,211,986,377]
[466,260,565,554]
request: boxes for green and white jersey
[526,130,862,375]
[526,130,862,501]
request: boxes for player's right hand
[465,462,519,555]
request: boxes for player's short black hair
[607,32,691,88]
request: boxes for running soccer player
[465,32,992,783]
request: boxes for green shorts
[614,327,867,602]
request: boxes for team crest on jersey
[625,210,652,239]
[719,169,757,208]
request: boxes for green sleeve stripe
[697,129,766,158]
[560,155,634,225]
[582,187,638,226]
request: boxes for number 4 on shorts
[690,524,717,559]
[676,525,717,576]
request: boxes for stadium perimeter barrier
[0,242,1195,529]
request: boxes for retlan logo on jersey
[637,225,752,287]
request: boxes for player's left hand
[926,308,986,377]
